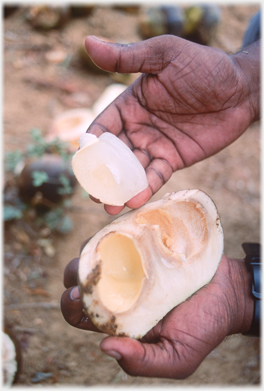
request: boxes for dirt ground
[3,3,261,387]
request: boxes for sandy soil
[3,4,261,387]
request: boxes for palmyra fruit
[72,132,148,205]
[78,189,224,339]
[47,108,94,151]
[17,154,77,206]
[92,84,127,116]
[46,84,127,151]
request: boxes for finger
[100,336,190,379]
[103,159,173,213]
[84,35,181,74]
[103,183,152,214]
[104,204,125,215]
[89,195,101,204]
[125,158,174,210]
[63,258,79,288]
[145,158,174,195]
[125,186,152,210]
[88,103,124,138]
[61,287,100,332]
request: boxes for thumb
[84,35,183,74]
[100,336,184,379]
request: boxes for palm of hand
[87,36,250,211]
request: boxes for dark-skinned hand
[61,251,253,379]
[83,35,260,215]
[61,34,259,379]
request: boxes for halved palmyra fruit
[78,189,224,339]
[46,84,127,152]
[72,132,148,205]
[47,108,94,150]
[92,84,127,116]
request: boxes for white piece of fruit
[92,84,127,116]
[72,132,148,205]
[78,189,224,339]
[2,332,18,386]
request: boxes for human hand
[61,252,254,379]
[84,35,260,215]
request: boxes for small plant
[5,128,71,172]
[31,170,50,187]
[4,128,79,234]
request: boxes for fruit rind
[79,189,224,339]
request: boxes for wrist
[230,40,261,123]
[225,256,254,335]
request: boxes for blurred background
[3,3,261,387]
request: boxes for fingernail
[92,35,104,42]
[70,286,80,300]
[103,350,122,361]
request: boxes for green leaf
[32,170,49,187]
[30,128,44,143]
[62,199,72,208]
[43,208,63,230]
[57,174,73,195]
[81,188,90,198]
[56,215,73,234]
[42,208,73,234]
[27,143,46,158]
[4,204,23,221]
[4,150,23,172]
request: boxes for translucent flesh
[90,163,119,188]
[97,233,145,313]
[72,133,148,205]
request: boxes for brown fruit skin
[27,5,70,30]
[17,154,77,206]
[70,5,94,18]
[3,6,18,18]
